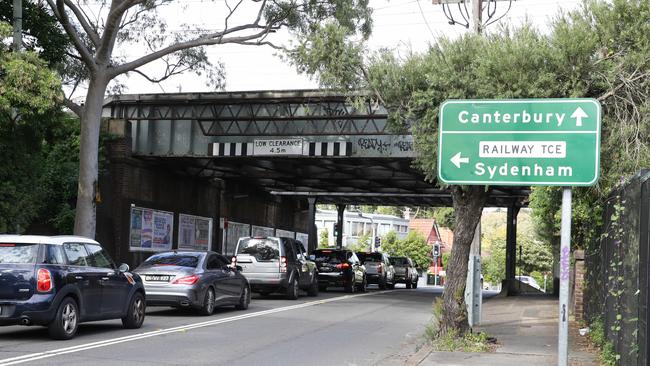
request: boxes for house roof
[408,219,441,245]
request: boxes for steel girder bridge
[105,89,529,207]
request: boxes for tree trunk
[438,185,488,336]
[73,75,108,238]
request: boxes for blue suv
[0,235,146,339]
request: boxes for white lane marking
[0,291,389,366]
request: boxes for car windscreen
[0,243,38,264]
[313,250,347,264]
[143,253,201,268]
[237,238,280,261]
[390,257,408,266]
[357,253,382,263]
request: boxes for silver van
[233,237,318,299]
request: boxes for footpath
[411,296,599,366]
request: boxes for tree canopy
[0,20,77,234]
[530,0,650,251]
[305,0,650,336]
[381,231,431,270]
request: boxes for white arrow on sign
[570,107,588,127]
[451,152,469,168]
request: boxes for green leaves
[0,22,62,119]
[381,230,431,270]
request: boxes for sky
[83,0,584,97]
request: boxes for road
[0,283,499,366]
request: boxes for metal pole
[13,0,22,51]
[369,216,375,252]
[558,187,572,366]
[472,0,483,34]
[336,204,345,249]
[307,197,317,254]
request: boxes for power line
[416,0,436,38]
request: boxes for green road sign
[438,99,601,186]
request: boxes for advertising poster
[225,221,250,256]
[129,205,174,252]
[141,210,153,248]
[251,225,274,238]
[275,229,295,239]
[152,211,174,251]
[129,207,143,249]
[178,214,213,251]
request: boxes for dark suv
[313,249,366,293]
[0,235,146,339]
[234,237,318,299]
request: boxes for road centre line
[0,291,389,366]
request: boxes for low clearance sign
[437,99,601,186]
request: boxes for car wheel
[387,283,395,290]
[379,275,387,290]
[307,274,319,297]
[122,292,146,329]
[319,285,327,292]
[406,279,413,289]
[235,286,251,310]
[48,297,79,340]
[199,287,216,316]
[412,279,418,289]
[286,275,299,300]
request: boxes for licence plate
[145,275,170,282]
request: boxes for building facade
[315,209,410,248]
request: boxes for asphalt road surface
[0,284,499,366]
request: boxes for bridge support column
[505,204,520,295]
[307,197,317,254]
[336,204,345,249]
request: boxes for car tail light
[336,263,351,270]
[280,256,287,273]
[37,268,52,292]
[172,275,199,285]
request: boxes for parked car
[0,235,145,340]
[357,252,395,289]
[312,249,366,293]
[233,237,318,299]
[134,251,250,314]
[390,256,419,289]
[515,275,541,290]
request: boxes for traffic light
[334,223,340,238]
[433,244,440,257]
[374,236,381,248]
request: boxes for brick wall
[573,249,585,320]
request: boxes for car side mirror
[118,263,130,272]
[236,265,243,272]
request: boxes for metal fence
[584,170,650,366]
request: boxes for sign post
[438,99,601,366]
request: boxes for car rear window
[237,238,280,261]
[0,243,38,264]
[143,253,200,268]
[313,250,347,264]
[357,253,382,263]
[390,257,408,266]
